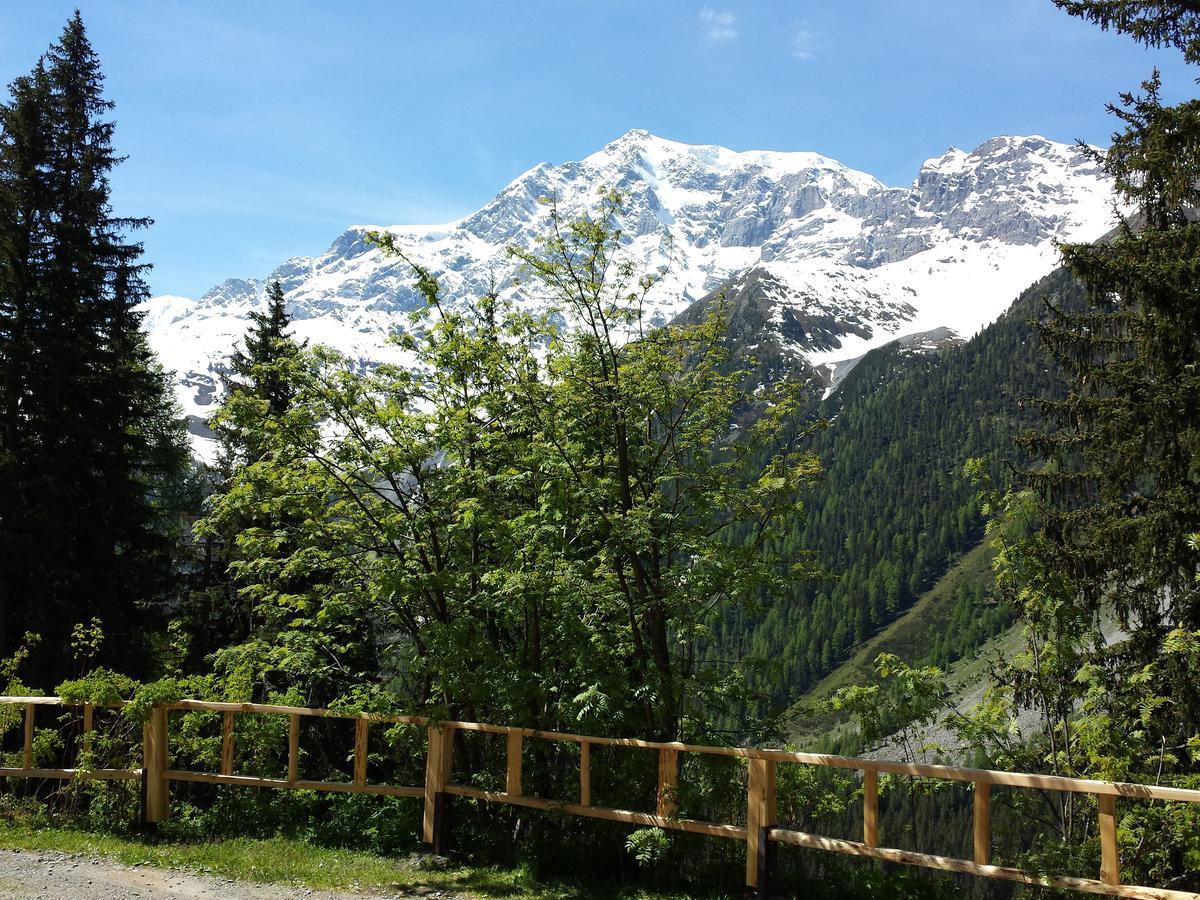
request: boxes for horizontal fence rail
[1,696,1197,899]
[0,698,138,784]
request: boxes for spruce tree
[215,279,300,463]
[1029,4,1200,677]
[184,281,301,661]
[965,3,1200,884]
[1031,77,1200,629]
[0,14,189,683]
[229,280,298,418]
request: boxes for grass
[787,537,1126,754]
[788,540,1001,748]
[0,820,682,898]
[810,541,998,700]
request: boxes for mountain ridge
[140,129,1115,453]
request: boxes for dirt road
[0,849,457,899]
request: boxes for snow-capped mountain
[142,129,1115,448]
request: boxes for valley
[141,131,1112,753]
[6,5,1199,894]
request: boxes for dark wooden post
[745,758,777,896]
[423,724,454,855]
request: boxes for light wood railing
[1,696,1198,899]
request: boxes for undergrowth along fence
[1,695,1198,899]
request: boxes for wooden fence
[1,695,1198,899]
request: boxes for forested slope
[711,265,1086,712]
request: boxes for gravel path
[0,850,458,899]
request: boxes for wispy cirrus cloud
[699,7,737,43]
[790,27,821,61]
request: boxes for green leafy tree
[500,192,822,739]
[199,191,820,742]
[823,652,950,763]
[0,13,189,684]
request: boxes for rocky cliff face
[849,137,1106,264]
[140,130,1115,453]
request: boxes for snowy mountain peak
[587,127,880,188]
[142,130,1118,455]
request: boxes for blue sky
[2,1,1194,298]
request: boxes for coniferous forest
[1,4,1198,898]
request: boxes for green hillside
[711,266,1086,712]
[786,539,997,749]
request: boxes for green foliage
[197,190,819,742]
[55,669,138,707]
[625,828,669,868]
[823,653,949,762]
[123,678,188,725]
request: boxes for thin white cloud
[791,28,819,61]
[699,7,737,43]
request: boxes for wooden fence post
[141,705,169,823]
[220,712,235,776]
[287,714,300,784]
[745,758,777,895]
[657,748,678,819]
[863,769,878,849]
[579,741,591,806]
[974,781,991,865]
[1099,794,1119,886]
[423,725,454,855]
[22,703,34,770]
[353,716,369,786]
[506,732,523,798]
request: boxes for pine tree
[944,3,1200,887]
[183,281,301,662]
[229,280,298,418]
[0,13,189,684]
[1028,5,1200,686]
[1030,78,1200,629]
[215,279,300,463]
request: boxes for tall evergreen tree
[182,280,301,664]
[213,279,300,465]
[230,281,298,418]
[1028,3,1200,710]
[0,14,189,684]
[925,3,1200,888]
